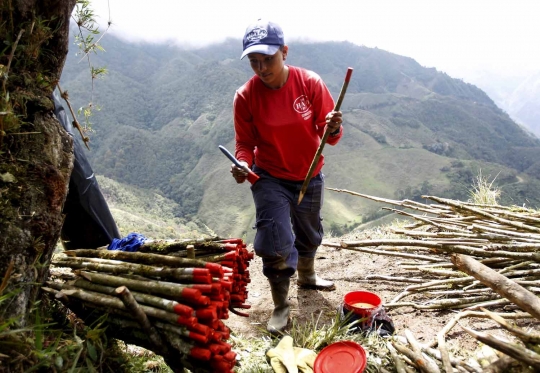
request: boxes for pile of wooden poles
[384,307,540,373]
[325,188,540,372]
[47,236,254,373]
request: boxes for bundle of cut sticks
[47,236,254,373]
[325,188,540,372]
[325,188,540,312]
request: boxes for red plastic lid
[314,341,367,373]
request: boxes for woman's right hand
[230,162,249,184]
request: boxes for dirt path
[224,241,539,361]
[225,243,444,342]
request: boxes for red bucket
[343,291,382,323]
[314,340,367,373]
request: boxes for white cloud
[85,0,540,79]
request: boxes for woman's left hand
[325,111,343,133]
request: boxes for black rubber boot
[267,278,290,334]
[297,257,336,291]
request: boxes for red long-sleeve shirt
[234,65,343,181]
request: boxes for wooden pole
[115,286,168,355]
[461,325,540,370]
[392,341,441,373]
[298,67,353,205]
[386,343,407,373]
[452,254,540,320]
[480,307,540,344]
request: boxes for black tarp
[53,90,121,250]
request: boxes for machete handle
[219,145,260,185]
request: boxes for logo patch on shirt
[293,95,313,120]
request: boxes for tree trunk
[0,0,76,326]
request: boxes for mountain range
[59,33,540,240]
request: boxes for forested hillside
[60,34,540,240]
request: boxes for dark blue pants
[250,166,324,283]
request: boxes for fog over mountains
[458,69,540,138]
[60,34,540,239]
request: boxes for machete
[219,145,260,185]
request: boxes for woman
[231,19,344,334]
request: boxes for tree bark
[0,0,76,325]
[452,254,540,320]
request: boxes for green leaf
[86,326,107,341]
[86,339,97,361]
[85,357,98,372]
[34,311,43,351]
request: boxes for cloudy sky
[86,0,540,81]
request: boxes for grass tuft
[0,289,172,372]
[230,311,393,373]
[469,170,500,205]
[229,333,273,373]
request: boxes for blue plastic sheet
[108,232,147,252]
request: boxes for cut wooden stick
[55,257,213,283]
[338,245,446,262]
[480,307,540,345]
[365,275,424,283]
[47,279,194,317]
[384,208,470,233]
[436,329,453,373]
[417,268,466,277]
[460,325,540,370]
[340,237,420,248]
[421,347,482,373]
[386,342,407,373]
[43,285,198,328]
[386,295,500,310]
[389,290,412,304]
[406,276,476,291]
[63,249,222,273]
[427,310,533,348]
[452,254,540,320]
[471,223,540,241]
[298,67,353,205]
[392,340,441,373]
[404,329,423,355]
[75,271,209,306]
[115,286,167,355]
[437,245,540,261]
[326,187,422,208]
[463,261,535,290]
[424,195,540,234]
[482,355,522,373]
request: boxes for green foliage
[59,34,540,240]
[232,312,392,373]
[395,180,434,202]
[329,221,355,237]
[71,0,110,129]
[0,284,174,373]
[361,128,387,144]
[1,289,97,372]
[96,175,211,239]
[0,7,57,150]
[110,342,172,372]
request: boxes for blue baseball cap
[240,19,285,60]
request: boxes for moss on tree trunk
[0,0,76,326]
